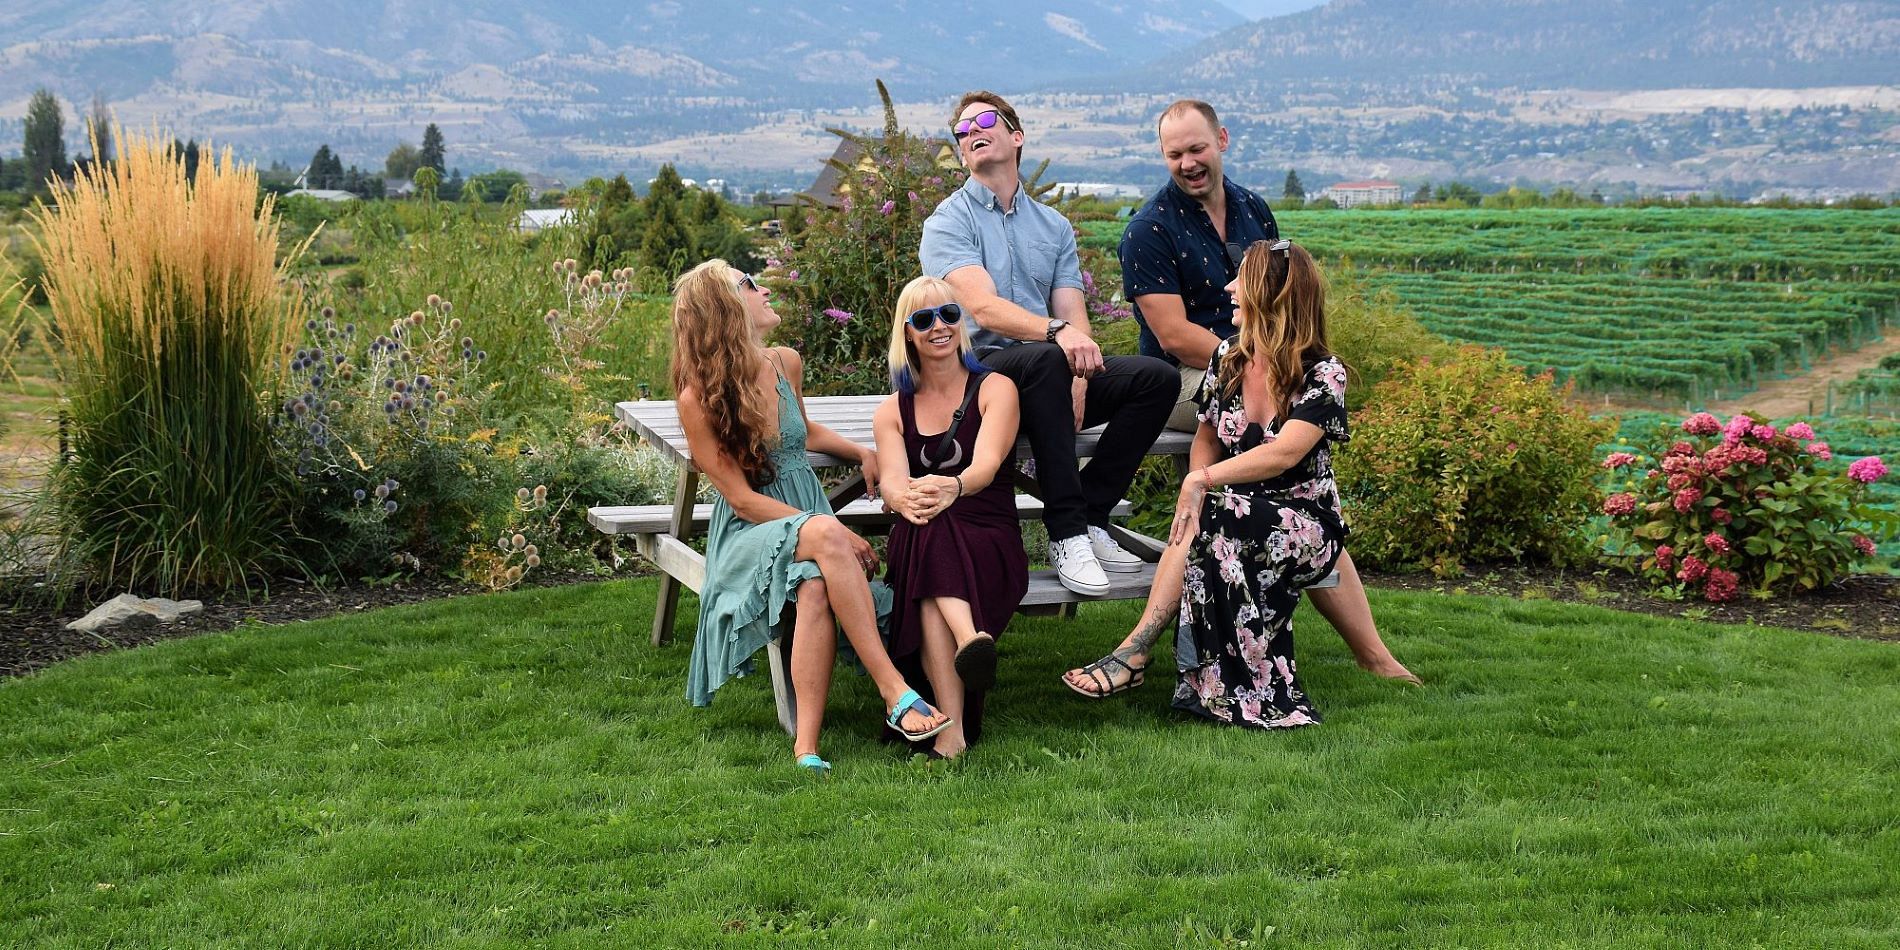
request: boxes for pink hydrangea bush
[1602,413,1896,601]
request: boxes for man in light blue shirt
[920,90,1176,596]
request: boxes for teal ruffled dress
[685,373,890,706]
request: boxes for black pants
[978,343,1176,540]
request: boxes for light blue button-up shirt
[919,175,1084,352]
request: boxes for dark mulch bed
[3,565,1895,681]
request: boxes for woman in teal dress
[674,259,951,772]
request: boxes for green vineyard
[1079,208,1900,402]
[1362,272,1896,400]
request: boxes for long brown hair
[670,259,778,488]
[1222,240,1332,422]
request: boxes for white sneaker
[1050,534,1111,596]
[1087,525,1144,574]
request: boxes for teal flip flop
[885,689,952,742]
[795,753,831,774]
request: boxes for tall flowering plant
[768,81,965,395]
[1601,412,1896,601]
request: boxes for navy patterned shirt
[1119,178,1279,365]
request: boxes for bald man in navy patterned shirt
[1120,99,1281,433]
[1109,99,1420,686]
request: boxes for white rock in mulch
[65,593,206,633]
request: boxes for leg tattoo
[1116,600,1176,662]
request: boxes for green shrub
[275,298,508,579]
[35,133,304,595]
[1336,346,1613,576]
[1601,413,1896,599]
[345,185,586,427]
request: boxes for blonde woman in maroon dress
[875,276,1027,759]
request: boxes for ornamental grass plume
[33,129,308,594]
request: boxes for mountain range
[0,0,1242,105]
[1159,0,1900,90]
[2,0,1895,193]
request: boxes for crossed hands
[886,474,961,526]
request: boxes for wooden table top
[616,395,1194,470]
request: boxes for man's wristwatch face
[1045,319,1068,342]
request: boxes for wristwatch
[1044,318,1069,343]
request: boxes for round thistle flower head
[353,489,367,502]
[426,294,442,309]
[476,350,487,361]
[384,500,399,514]
[526,554,541,568]
[565,258,579,273]
[516,487,532,502]
[321,306,337,319]
[440,301,453,314]
[305,320,318,331]
[532,485,548,502]
[511,533,527,551]
[449,318,461,330]
[410,311,425,324]
[550,261,564,275]
[374,483,390,498]
[460,337,474,349]
[545,310,560,325]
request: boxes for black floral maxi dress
[1173,342,1351,729]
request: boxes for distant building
[1319,180,1403,208]
[284,189,360,203]
[517,208,576,233]
[385,179,418,199]
[521,173,567,200]
[1054,182,1144,199]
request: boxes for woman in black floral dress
[1063,239,1348,729]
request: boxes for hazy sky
[1222,0,1328,18]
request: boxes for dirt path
[1707,332,1900,419]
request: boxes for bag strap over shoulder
[926,371,984,468]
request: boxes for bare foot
[1360,658,1421,685]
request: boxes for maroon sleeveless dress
[885,374,1033,744]
[883,374,1028,743]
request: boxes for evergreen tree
[1282,169,1305,203]
[183,139,200,183]
[418,124,446,172]
[23,89,67,190]
[639,194,693,278]
[307,145,345,189]
[1411,182,1433,204]
[83,94,113,163]
[646,164,688,207]
[582,174,644,270]
[441,167,464,201]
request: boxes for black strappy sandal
[1064,653,1146,699]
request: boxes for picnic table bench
[588,394,1190,733]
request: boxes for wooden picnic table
[592,394,1195,648]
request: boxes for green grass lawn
[3,580,1897,947]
